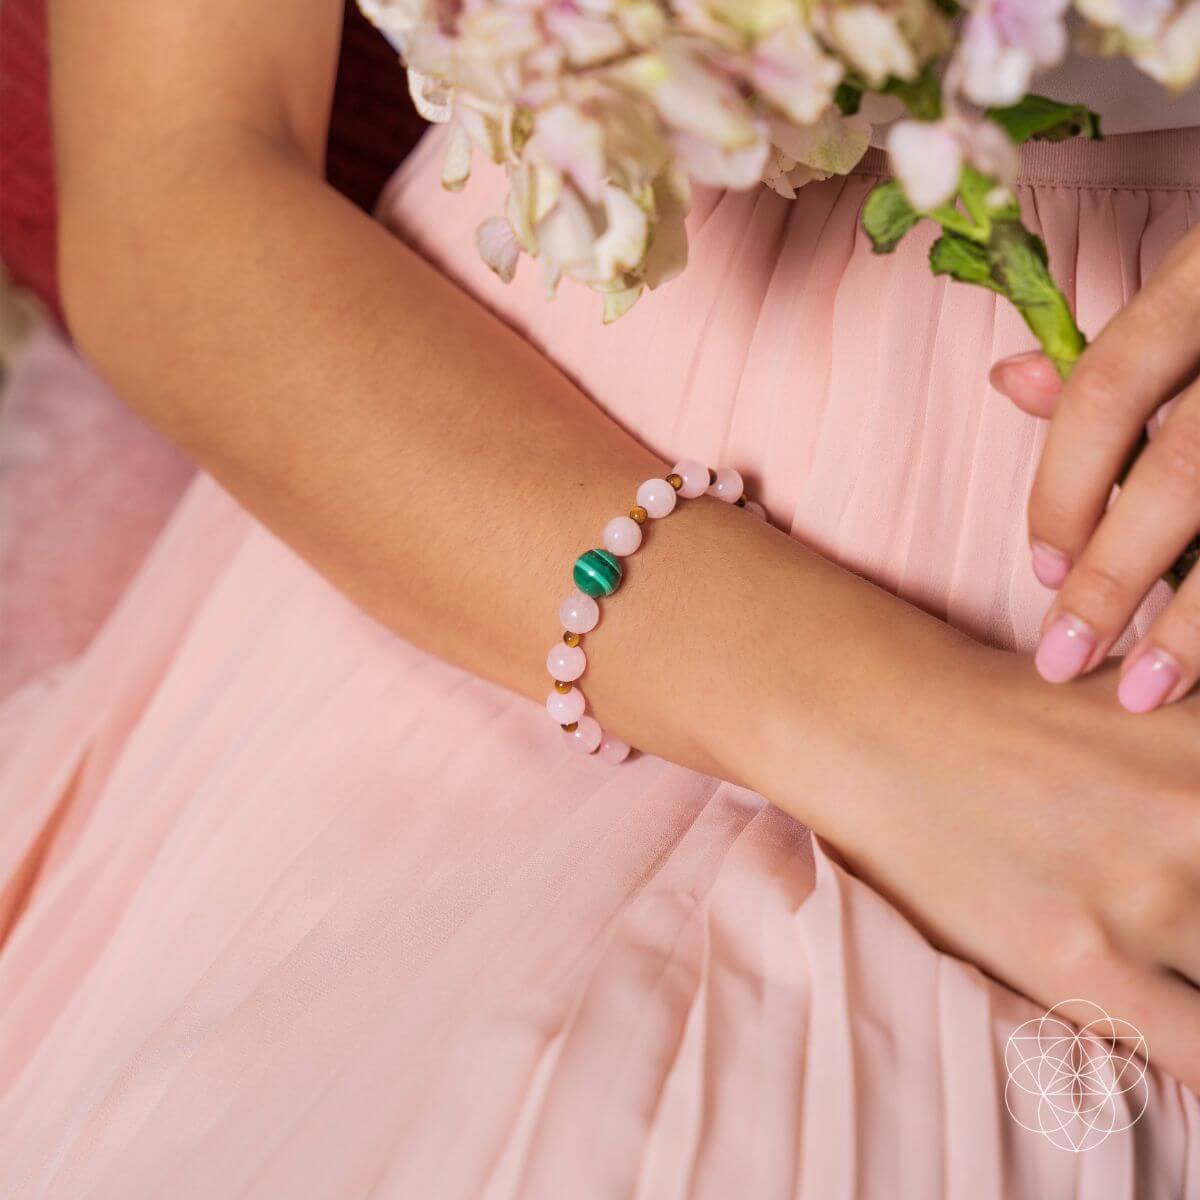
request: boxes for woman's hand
[991,222,1200,713]
[757,637,1200,1091]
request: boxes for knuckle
[1067,559,1136,615]
[1064,363,1129,427]
[1150,416,1200,501]
[1117,874,1188,933]
[1029,485,1084,548]
[1052,917,1119,987]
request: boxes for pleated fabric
[0,128,1197,1199]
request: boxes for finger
[1028,224,1200,581]
[1110,869,1200,994]
[990,350,1063,419]
[1035,384,1200,685]
[1052,953,1200,1096]
[1118,550,1200,713]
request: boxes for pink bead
[563,715,602,754]
[547,642,586,682]
[744,500,766,520]
[546,686,586,725]
[636,478,676,519]
[671,459,710,500]
[602,515,643,557]
[709,467,744,503]
[597,735,631,764]
[559,592,599,634]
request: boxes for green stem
[984,222,1194,589]
[985,220,1086,379]
[861,83,1194,590]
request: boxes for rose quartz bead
[671,459,710,500]
[709,466,744,503]
[636,478,676,519]
[602,515,643,557]
[547,642,586,682]
[744,500,766,520]
[597,735,631,764]
[559,592,599,634]
[563,715,602,754]
[546,686,586,725]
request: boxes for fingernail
[1117,649,1181,714]
[1036,616,1097,684]
[992,352,1061,394]
[1031,542,1071,590]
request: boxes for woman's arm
[48,0,947,786]
[50,0,1200,1087]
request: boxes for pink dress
[1,125,1198,1197]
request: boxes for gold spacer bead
[708,468,717,486]
[561,721,579,733]
[629,505,648,524]
[555,679,572,694]
[563,631,581,647]
[666,473,683,491]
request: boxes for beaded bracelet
[546,460,765,762]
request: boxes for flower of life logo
[1004,1000,1150,1152]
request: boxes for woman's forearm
[45,2,1200,1093]
[56,125,968,805]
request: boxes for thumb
[989,350,1064,419]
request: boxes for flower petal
[593,186,650,279]
[441,122,473,191]
[887,119,963,212]
[475,216,522,283]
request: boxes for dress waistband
[854,125,1200,191]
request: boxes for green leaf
[986,94,1103,145]
[834,82,863,116]
[862,181,920,254]
[929,233,1002,292]
[929,202,984,240]
[881,64,943,122]
[956,164,1020,227]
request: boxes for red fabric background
[0,0,427,328]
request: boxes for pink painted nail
[1035,616,1097,683]
[1117,650,1181,714]
[1031,542,1071,590]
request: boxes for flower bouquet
[358,0,1200,585]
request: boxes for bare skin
[49,1,1200,1089]
[993,224,1200,711]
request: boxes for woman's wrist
[576,487,976,813]
[724,557,997,831]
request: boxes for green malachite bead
[573,548,622,598]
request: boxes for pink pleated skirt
[0,127,1198,1198]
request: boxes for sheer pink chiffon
[0,128,1197,1197]
[0,322,191,741]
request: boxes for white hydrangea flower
[888,113,1019,210]
[356,0,1199,319]
[957,0,1072,107]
